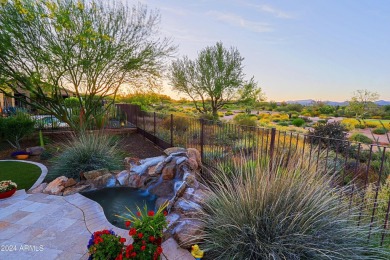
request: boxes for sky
[137,0,390,102]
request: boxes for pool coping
[0,159,48,191]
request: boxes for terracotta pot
[15,154,29,160]
[0,189,16,199]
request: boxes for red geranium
[129,228,137,236]
[125,221,131,227]
[147,210,155,217]
[137,232,144,239]
[140,245,146,251]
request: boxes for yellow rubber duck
[191,244,204,259]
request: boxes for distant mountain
[282,99,390,106]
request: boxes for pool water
[81,187,157,229]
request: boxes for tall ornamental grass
[50,133,122,180]
[199,156,389,259]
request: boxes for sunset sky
[139,0,390,102]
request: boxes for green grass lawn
[0,161,41,190]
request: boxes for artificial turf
[0,161,41,190]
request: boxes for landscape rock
[182,188,195,200]
[127,173,142,188]
[83,169,109,180]
[64,178,77,188]
[187,148,202,168]
[43,176,68,195]
[26,146,45,156]
[183,173,199,189]
[187,158,198,171]
[147,165,158,177]
[155,197,170,210]
[173,219,205,248]
[192,189,210,205]
[149,180,174,198]
[89,173,116,188]
[63,184,91,196]
[162,162,176,180]
[164,147,187,156]
[174,198,202,217]
[28,183,47,194]
[124,157,141,171]
[116,170,130,186]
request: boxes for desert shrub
[200,158,389,260]
[373,127,388,135]
[258,113,270,119]
[350,133,373,144]
[309,122,347,152]
[0,112,35,149]
[233,114,257,127]
[291,118,305,127]
[355,124,366,129]
[341,118,360,131]
[372,116,382,119]
[50,133,122,180]
[224,111,233,116]
[277,121,289,126]
[161,114,191,132]
[365,121,380,128]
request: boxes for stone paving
[0,190,194,260]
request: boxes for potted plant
[0,180,18,199]
[11,150,31,160]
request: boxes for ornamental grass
[198,155,390,260]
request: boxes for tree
[0,0,174,130]
[347,90,379,119]
[169,42,254,118]
[237,77,266,114]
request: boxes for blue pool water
[81,187,157,229]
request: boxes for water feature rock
[83,169,109,180]
[187,148,202,168]
[116,170,130,185]
[43,176,68,195]
[131,156,166,175]
[162,162,176,180]
[155,197,170,210]
[173,219,205,248]
[149,180,174,197]
[128,173,142,188]
[26,146,45,156]
[175,156,187,165]
[192,189,209,205]
[28,183,47,194]
[166,213,180,230]
[164,147,186,155]
[89,173,116,188]
[124,157,141,171]
[64,178,77,188]
[174,198,201,217]
[63,184,91,196]
[182,188,195,200]
[183,173,199,189]
[147,165,158,177]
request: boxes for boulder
[43,176,68,195]
[124,157,141,171]
[26,146,45,156]
[28,183,47,194]
[174,198,201,217]
[128,173,142,188]
[89,173,116,188]
[63,184,91,196]
[192,189,210,205]
[163,213,181,240]
[162,163,176,180]
[149,180,174,198]
[187,148,202,167]
[173,219,205,248]
[154,161,166,175]
[183,173,199,189]
[147,165,158,177]
[182,188,195,200]
[116,170,130,186]
[155,197,170,210]
[187,158,198,171]
[164,147,186,156]
[64,178,77,188]
[83,169,109,180]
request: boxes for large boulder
[128,173,142,188]
[173,219,205,248]
[116,170,130,186]
[174,198,202,217]
[124,157,141,171]
[64,178,77,188]
[187,148,202,168]
[26,146,45,156]
[162,161,176,180]
[28,183,47,194]
[88,173,116,188]
[63,184,91,196]
[149,180,174,198]
[83,169,109,180]
[43,176,68,195]
[164,147,186,156]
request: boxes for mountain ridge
[281,99,390,106]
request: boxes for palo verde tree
[169,42,256,118]
[347,89,379,119]
[0,0,174,130]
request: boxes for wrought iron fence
[122,104,390,246]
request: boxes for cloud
[207,11,273,33]
[253,4,293,19]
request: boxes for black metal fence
[121,104,390,246]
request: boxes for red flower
[125,221,131,227]
[137,232,144,239]
[120,238,126,243]
[115,253,123,260]
[156,237,162,245]
[149,236,155,242]
[126,244,134,252]
[142,240,146,245]
[136,211,141,217]
[153,252,158,260]
[147,210,155,217]
[141,245,146,251]
[131,252,137,258]
[94,237,103,244]
[129,228,137,236]
[156,246,163,255]
[163,211,168,216]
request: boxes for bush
[291,118,305,127]
[0,112,35,149]
[309,122,347,152]
[373,127,388,135]
[277,121,289,126]
[161,115,191,132]
[233,114,257,127]
[50,133,122,180]
[365,121,380,128]
[199,158,389,259]
[349,133,373,144]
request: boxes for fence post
[170,114,173,147]
[200,118,204,162]
[143,113,145,140]
[153,112,156,144]
[269,128,276,171]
